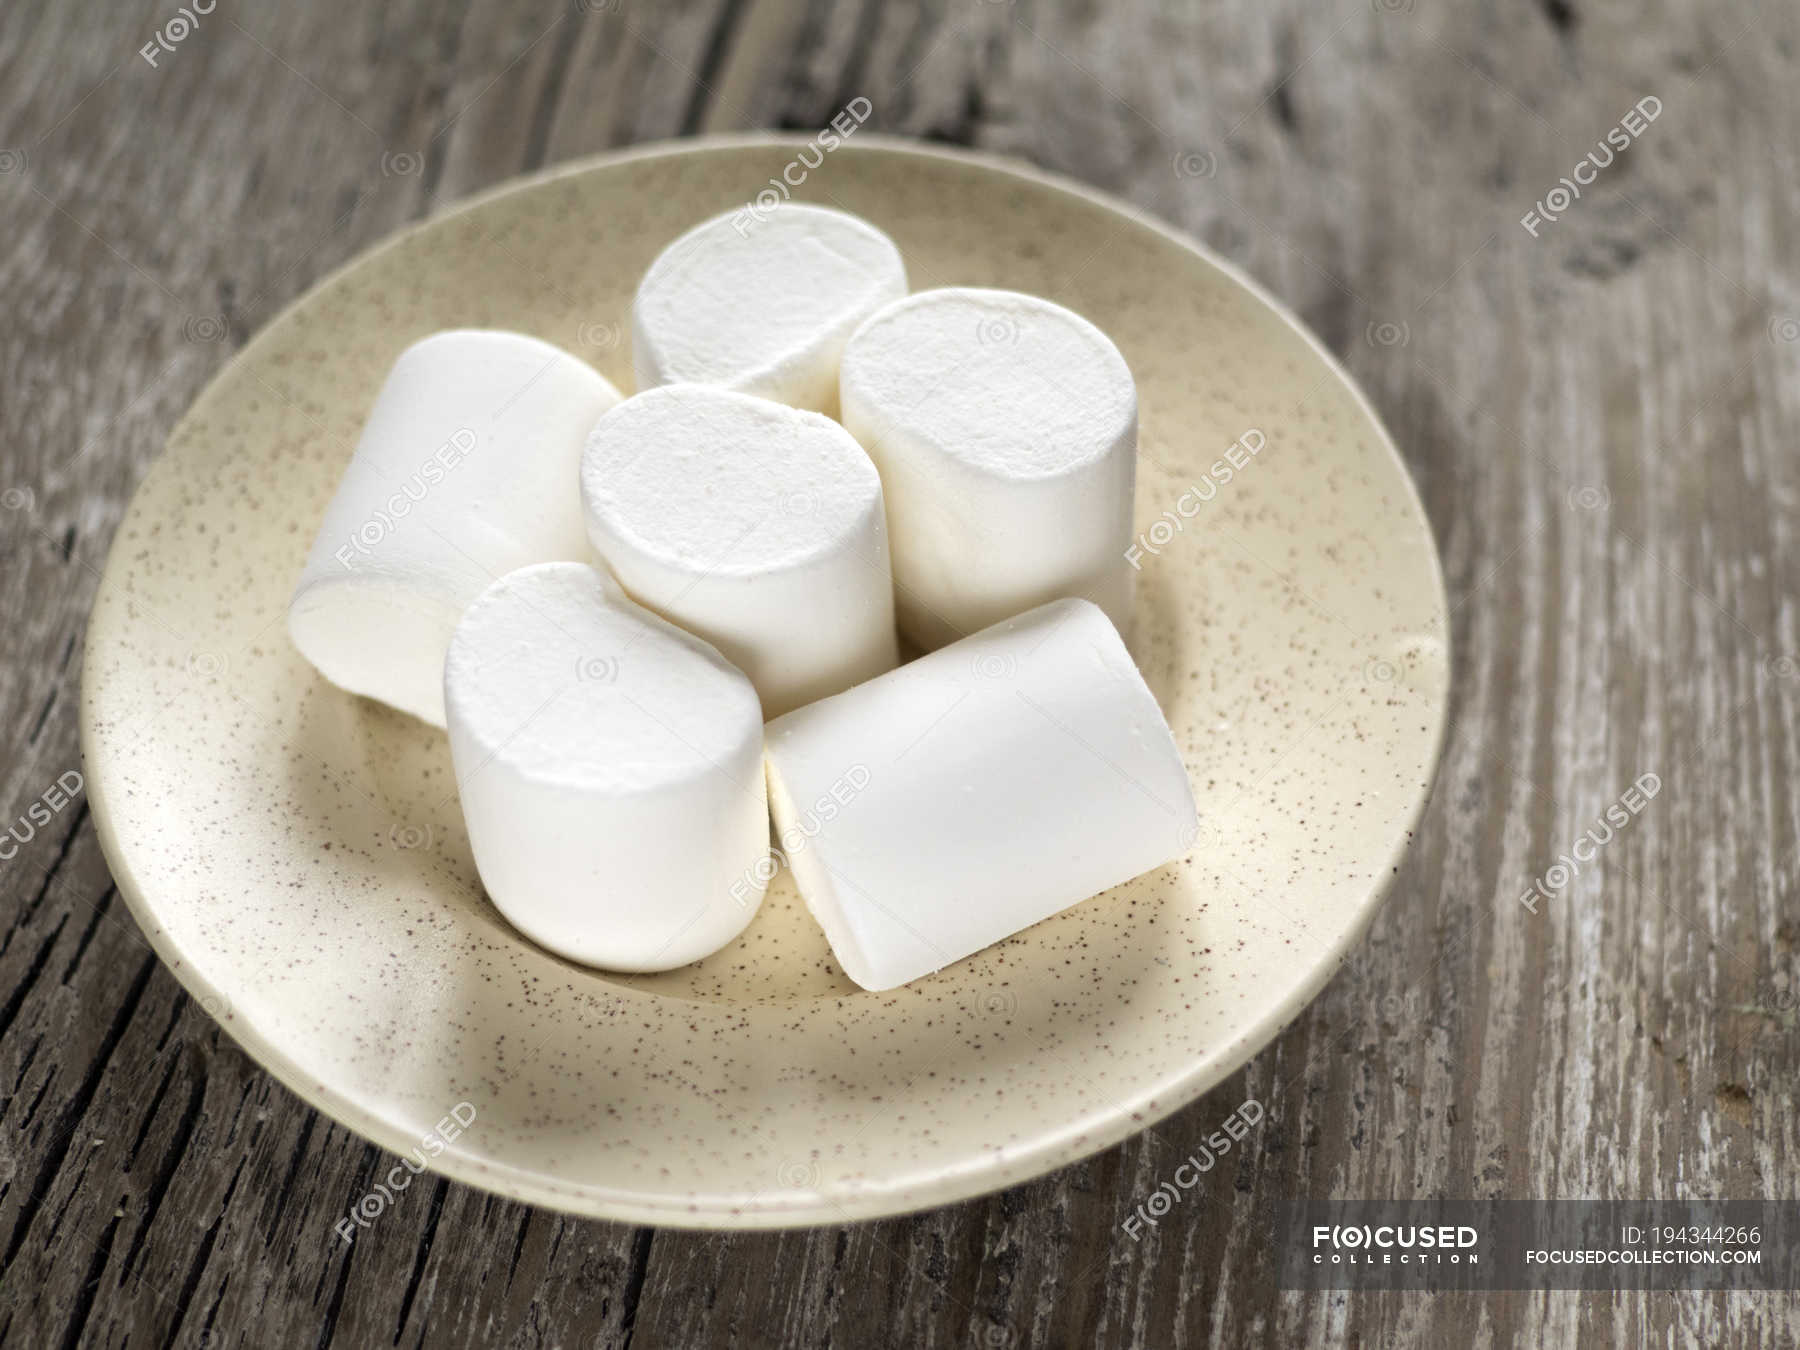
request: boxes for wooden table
[3,1,1794,1344]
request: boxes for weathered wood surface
[2,0,1796,1345]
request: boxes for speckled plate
[81,136,1450,1227]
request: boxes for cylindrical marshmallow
[581,384,899,718]
[444,562,767,971]
[763,597,1196,991]
[632,204,907,414]
[839,288,1138,650]
[289,330,623,726]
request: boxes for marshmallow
[764,597,1196,990]
[839,288,1138,650]
[289,330,622,726]
[444,562,767,971]
[581,385,899,718]
[632,204,907,413]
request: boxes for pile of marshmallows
[288,204,1198,991]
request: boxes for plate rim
[80,132,1453,1229]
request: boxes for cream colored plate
[82,136,1449,1227]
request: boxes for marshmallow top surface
[581,385,885,576]
[632,205,906,404]
[443,562,760,793]
[840,287,1135,479]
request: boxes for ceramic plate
[81,136,1450,1227]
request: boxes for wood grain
[2,0,1796,1344]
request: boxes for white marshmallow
[581,385,899,718]
[839,288,1138,650]
[632,204,907,413]
[764,597,1196,991]
[289,330,623,726]
[444,562,767,972]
